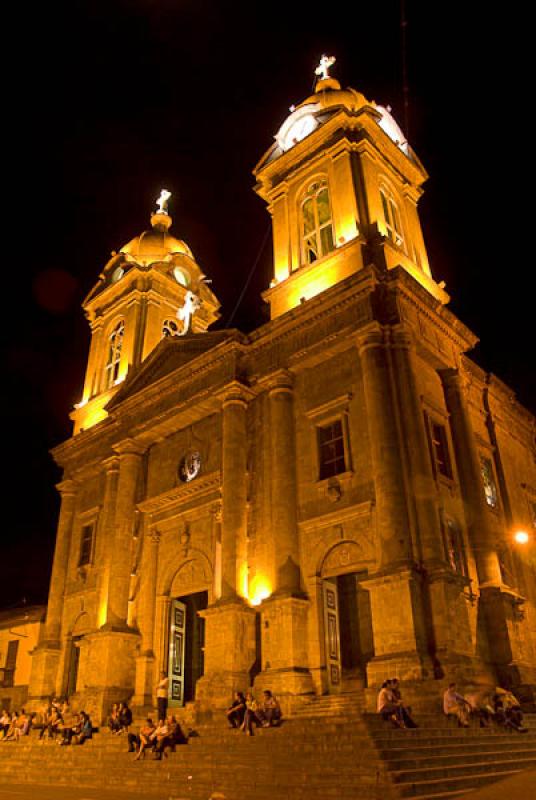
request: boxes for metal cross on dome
[156,189,172,215]
[315,54,336,81]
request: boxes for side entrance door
[168,599,187,707]
[323,579,342,693]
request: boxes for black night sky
[2,1,534,609]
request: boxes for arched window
[301,180,334,264]
[104,320,124,389]
[379,186,404,248]
[162,319,179,338]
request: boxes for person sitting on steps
[108,702,121,734]
[153,714,188,758]
[493,688,528,733]
[128,717,155,755]
[390,679,418,728]
[256,690,282,727]
[118,701,132,734]
[377,680,405,728]
[241,692,262,736]
[443,682,471,727]
[135,718,161,760]
[226,692,246,729]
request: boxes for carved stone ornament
[178,451,201,483]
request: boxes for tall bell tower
[254,56,448,319]
[72,192,221,434]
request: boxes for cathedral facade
[28,65,536,722]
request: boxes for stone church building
[28,65,536,722]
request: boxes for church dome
[297,77,367,114]
[120,212,193,266]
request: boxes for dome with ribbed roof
[120,212,193,266]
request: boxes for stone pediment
[107,329,244,409]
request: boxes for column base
[28,642,62,701]
[75,628,140,723]
[362,568,434,687]
[195,600,257,713]
[254,593,314,708]
[132,651,156,708]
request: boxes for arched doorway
[320,542,374,693]
[64,612,91,699]
[166,557,211,707]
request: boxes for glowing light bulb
[249,575,272,606]
[514,530,530,545]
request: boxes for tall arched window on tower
[301,180,334,264]
[379,185,404,248]
[104,320,124,389]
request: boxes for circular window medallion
[111,266,124,283]
[178,451,201,483]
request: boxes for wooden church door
[323,579,342,692]
[168,599,187,707]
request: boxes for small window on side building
[425,414,453,480]
[78,524,94,567]
[480,455,498,509]
[318,420,346,480]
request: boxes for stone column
[28,480,78,701]
[439,368,501,586]
[390,328,443,565]
[254,371,313,702]
[221,384,249,601]
[196,383,257,710]
[438,369,528,686]
[97,456,120,628]
[358,326,412,566]
[104,439,145,629]
[268,372,301,593]
[46,480,78,643]
[133,527,160,708]
[357,326,430,685]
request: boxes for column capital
[389,324,416,352]
[112,438,146,458]
[260,369,294,396]
[355,322,384,354]
[438,367,464,390]
[211,500,223,523]
[102,455,120,474]
[149,529,161,545]
[219,380,254,409]
[55,479,78,497]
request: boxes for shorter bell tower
[72,192,221,434]
[254,56,448,319]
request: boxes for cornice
[299,500,374,532]
[137,471,221,516]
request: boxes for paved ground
[466,770,536,798]
[0,787,197,800]
[1,772,535,800]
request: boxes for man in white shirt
[156,672,169,722]
[443,682,471,727]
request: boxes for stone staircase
[0,701,534,800]
[364,711,536,799]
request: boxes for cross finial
[156,189,171,215]
[315,54,336,81]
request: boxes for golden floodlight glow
[249,575,272,606]
[514,530,530,545]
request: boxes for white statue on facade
[315,54,336,81]
[177,290,202,335]
[156,189,172,215]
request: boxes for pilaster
[133,528,160,707]
[103,439,145,630]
